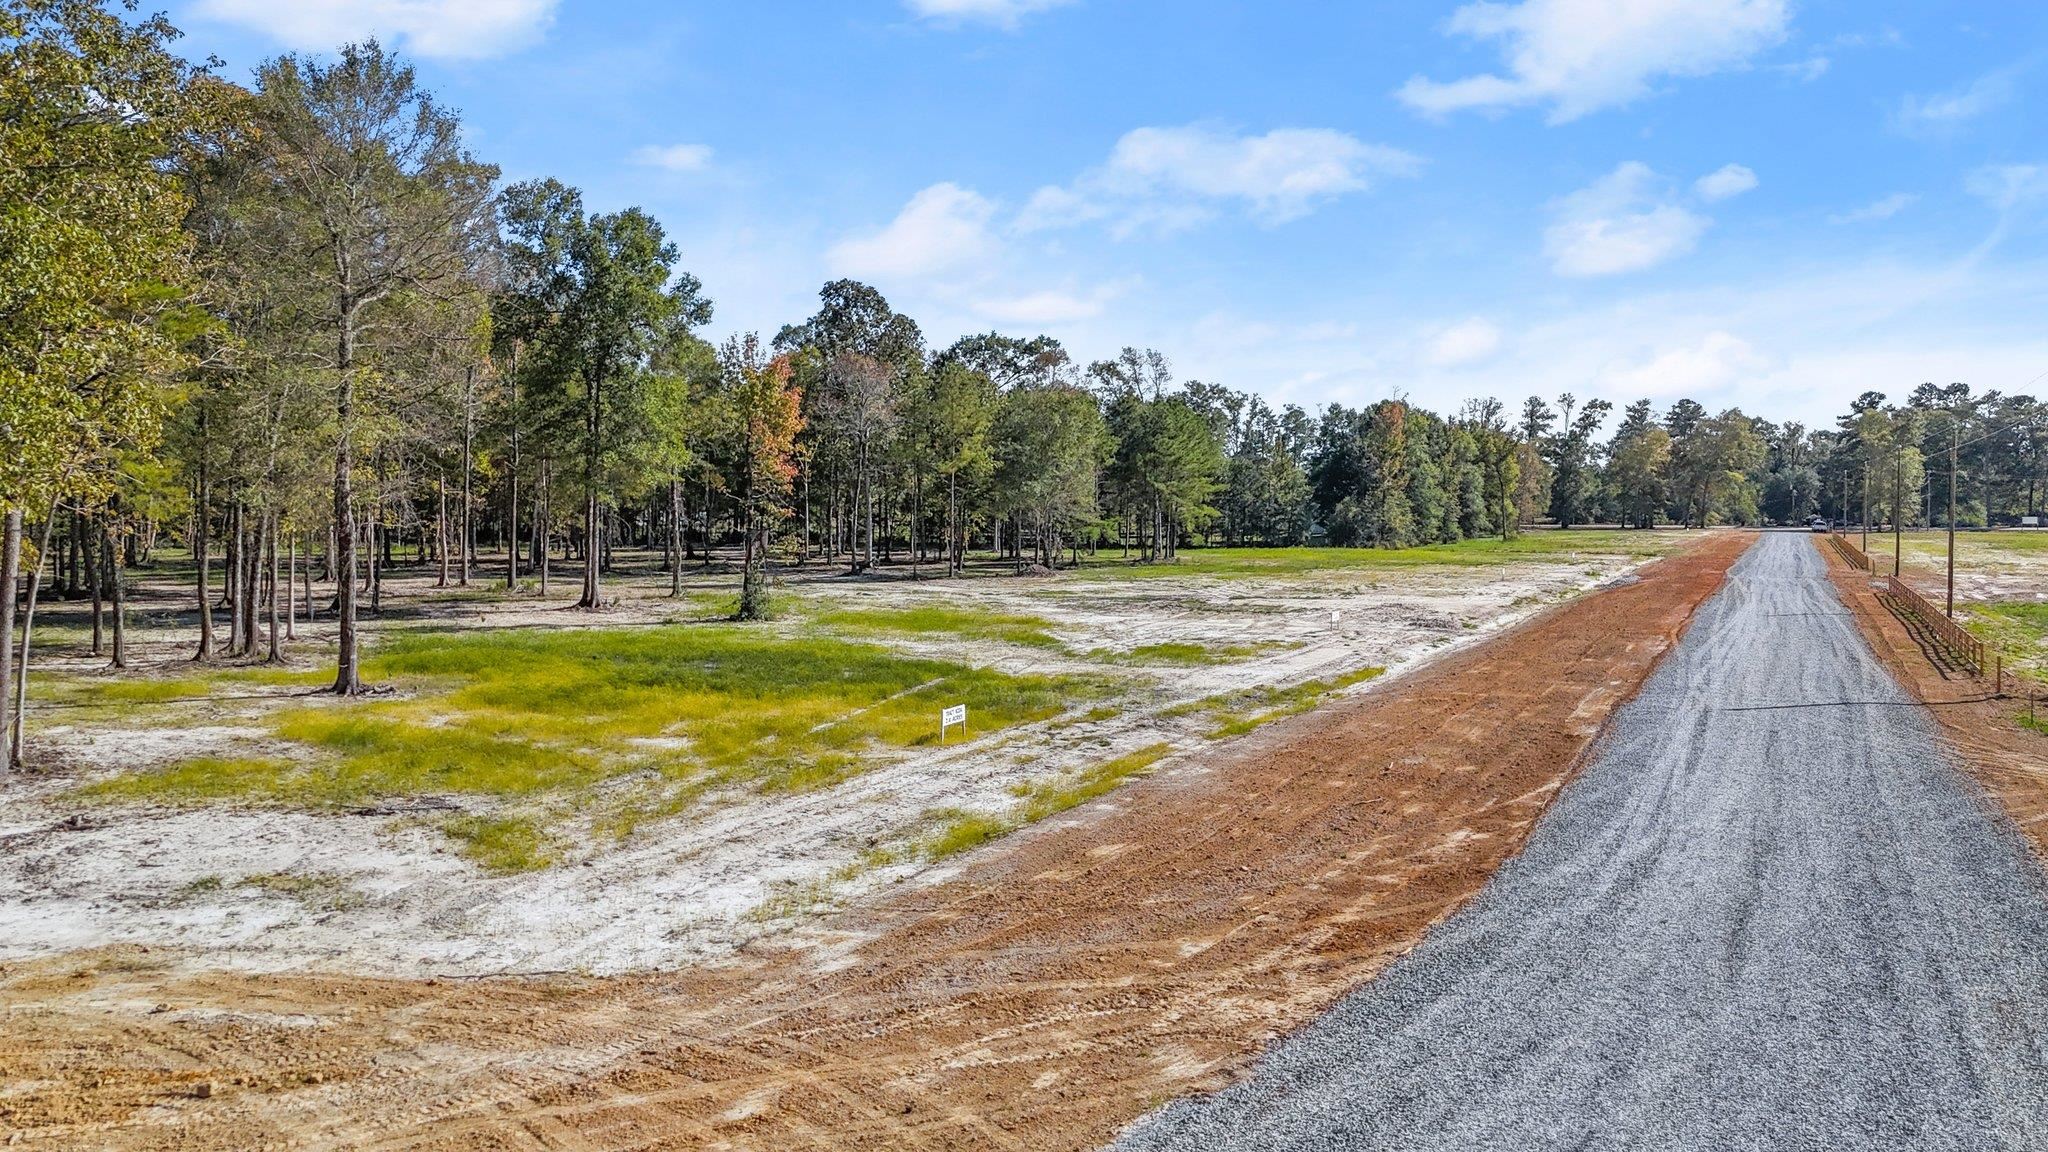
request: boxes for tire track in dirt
[0,533,1747,1151]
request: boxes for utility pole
[1861,466,1870,552]
[1947,417,1958,618]
[1893,444,1903,578]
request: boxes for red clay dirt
[0,532,1748,1151]
[1823,540,2048,862]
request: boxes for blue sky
[166,1,2048,428]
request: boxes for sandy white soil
[0,551,1653,978]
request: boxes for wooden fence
[1881,573,1991,680]
[1826,532,2039,707]
[1829,535,1872,572]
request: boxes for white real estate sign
[941,704,968,740]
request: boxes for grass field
[1071,530,1684,581]
[71,625,1107,828]
[1899,529,2048,572]
[25,530,1671,903]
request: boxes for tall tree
[1545,396,1612,529]
[498,179,711,607]
[991,383,1110,569]
[1605,401,1671,529]
[242,40,497,692]
[719,335,803,620]
[1,0,233,765]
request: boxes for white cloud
[1828,193,1917,225]
[1694,163,1757,202]
[904,0,1074,29]
[191,0,555,59]
[1599,331,1769,397]
[1777,55,1829,82]
[1544,162,1709,277]
[971,280,1132,325]
[1397,0,1791,123]
[1966,164,2048,211]
[630,143,713,173]
[1425,318,1504,368]
[1017,124,1420,235]
[827,183,999,280]
[1897,70,2018,135]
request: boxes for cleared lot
[0,533,1678,976]
[1119,533,2048,1151]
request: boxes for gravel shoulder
[1118,532,2048,1152]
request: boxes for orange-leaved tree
[720,334,804,620]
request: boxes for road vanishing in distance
[1117,532,2048,1151]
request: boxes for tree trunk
[287,531,298,640]
[333,311,362,694]
[106,517,127,669]
[864,459,876,572]
[369,516,382,616]
[9,507,58,767]
[240,505,260,656]
[669,478,684,597]
[63,511,79,599]
[86,513,103,655]
[436,473,449,587]
[223,498,238,612]
[738,472,766,621]
[461,365,474,586]
[579,368,603,608]
[265,511,281,662]
[537,463,551,597]
[0,510,19,772]
[910,473,922,576]
[507,370,521,590]
[194,466,213,658]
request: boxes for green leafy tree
[498,178,710,607]
[240,40,497,691]
[0,0,235,764]
[992,384,1110,569]
[1605,401,1670,529]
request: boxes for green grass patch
[921,809,1013,860]
[1089,640,1298,666]
[1012,742,1173,822]
[1071,531,1680,582]
[78,623,1108,832]
[919,742,1178,863]
[811,603,1064,649]
[1900,530,2048,573]
[35,664,334,710]
[1165,667,1386,739]
[442,814,558,874]
[78,756,304,803]
[1966,600,2048,698]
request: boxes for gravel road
[1117,532,2048,1151]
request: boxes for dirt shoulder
[0,532,1747,1151]
[1823,540,2048,860]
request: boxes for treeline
[4,5,2047,766]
